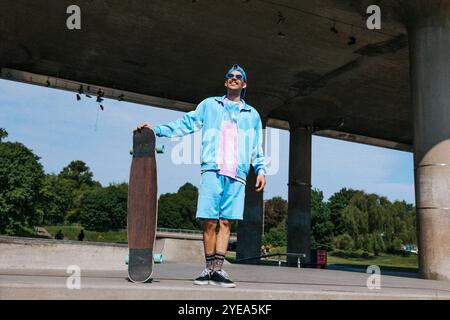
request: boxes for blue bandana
[226,64,247,98]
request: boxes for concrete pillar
[397,0,450,280]
[236,119,267,263]
[236,166,263,263]
[287,126,312,266]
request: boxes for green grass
[226,251,236,262]
[327,251,418,272]
[226,247,419,273]
[44,225,127,243]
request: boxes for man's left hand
[255,175,266,192]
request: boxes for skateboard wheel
[129,148,133,155]
[153,253,163,263]
[125,255,129,265]
[155,145,164,154]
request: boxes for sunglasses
[226,73,243,80]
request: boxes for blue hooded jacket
[154,95,266,182]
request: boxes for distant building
[402,243,418,255]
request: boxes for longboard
[127,127,162,283]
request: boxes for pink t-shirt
[217,99,241,179]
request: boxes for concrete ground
[2,262,450,300]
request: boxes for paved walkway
[2,263,450,299]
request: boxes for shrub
[331,249,372,259]
[333,234,354,251]
[262,227,286,247]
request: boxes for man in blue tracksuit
[135,64,266,288]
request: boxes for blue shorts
[196,170,245,220]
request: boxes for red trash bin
[316,249,327,269]
[310,249,327,269]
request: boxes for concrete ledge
[0,235,127,247]
[0,236,128,271]
[0,236,206,270]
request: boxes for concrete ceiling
[0,0,412,150]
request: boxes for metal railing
[234,252,306,268]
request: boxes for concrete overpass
[1,0,450,280]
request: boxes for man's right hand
[134,123,152,132]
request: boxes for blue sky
[0,79,415,204]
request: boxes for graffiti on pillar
[66,5,81,30]
[366,5,381,30]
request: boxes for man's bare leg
[209,219,236,287]
[194,219,218,285]
[203,219,218,269]
[214,219,231,270]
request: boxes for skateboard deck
[127,127,159,283]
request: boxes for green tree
[329,188,417,255]
[58,160,101,223]
[385,237,404,254]
[327,188,360,235]
[0,142,45,234]
[262,227,286,247]
[310,189,334,249]
[333,233,354,251]
[157,193,185,229]
[157,183,200,230]
[341,204,361,242]
[79,183,128,231]
[58,160,99,188]
[39,174,74,225]
[387,200,416,246]
[0,128,8,142]
[79,189,111,231]
[372,233,385,256]
[263,197,287,233]
[177,183,201,229]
